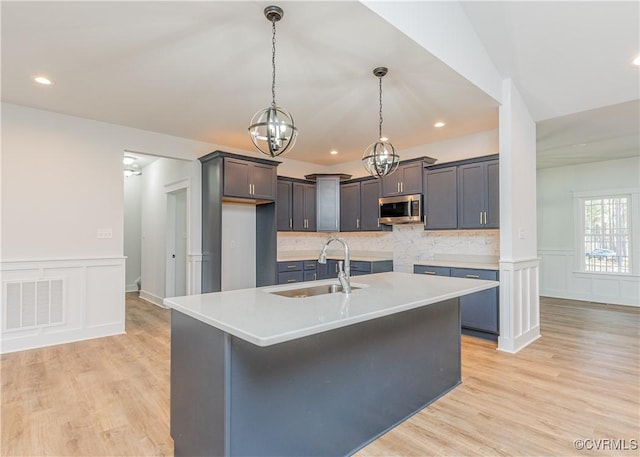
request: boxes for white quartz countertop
[164,272,498,347]
[413,259,500,270]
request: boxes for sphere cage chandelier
[361,67,400,178]
[248,5,298,158]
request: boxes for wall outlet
[97,228,113,239]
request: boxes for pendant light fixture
[361,67,400,178]
[248,5,297,157]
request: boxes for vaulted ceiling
[2,1,638,168]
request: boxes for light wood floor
[2,294,638,456]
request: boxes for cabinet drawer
[278,271,304,284]
[303,260,317,271]
[451,268,498,281]
[277,261,303,273]
[350,261,372,274]
[413,265,451,276]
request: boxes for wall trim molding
[139,290,168,308]
[1,257,125,354]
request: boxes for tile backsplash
[278,224,500,272]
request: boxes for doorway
[166,187,188,298]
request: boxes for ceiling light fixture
[123,156,136,165]
[123,156,141,177]
[434,121,446,128]
[633,54,640,66]
[330,150,338,155]
[362,67,400,178]
[34,76,53,85]
[248,5,297,158]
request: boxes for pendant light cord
[378,76,383,140]
[271,18,277,108]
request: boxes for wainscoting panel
[1,257,125,353]
[539,249,639,306]
[498,258,540,353]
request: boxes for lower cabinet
[317,259,393,280]
[413,264,499,339]
[277,260,317,284]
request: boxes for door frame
[165,178,191,298]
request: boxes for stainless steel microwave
[378,194,423,224]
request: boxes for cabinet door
[457,162,485,229]
[381,172,402,197]
[451,268,499,334]
[250,163,276,200]
[316,177,340,232]
[340,182,361,232]
[360,179,383,231]
[223,158,251,198]
[425,167,457,229]
[276,180,292,231]
[303,184,317,231]
[400,162,423,195]
[485,160,500,228]
[303,270,317,281]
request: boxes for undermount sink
[270,284,361,298]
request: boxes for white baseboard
[139,290,168,308]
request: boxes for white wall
[327,129,498,177]
[138,157,201,306]
[537,156,640,306]
[124,174,142,291]
[0,103,214,353]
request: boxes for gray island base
[171,297,461,457]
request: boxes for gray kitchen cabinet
[457,159,499,229]
[315,176,340,232]
[276,179,293,231]
[339,182,360,232]
[424,166,458,230]
[223,157,277,201]
[451,268,499,335]
[381,161,424,197]
[318,259,393,279]
[413,264,499,339]
[340,178,388,232]
[277,260,318,284]
[200,151,280,293]
[413,265,451,276]
[292,182,316,231]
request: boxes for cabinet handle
[287,265,297,269]
[287,279,297,283]
[397,182,400,193]
[289,218,293,229]
[401,182,404,193]
[480,212,483,225]
[465,274,480,279]
[335,264,338,273]
[423,271,437,275]
[313,273,317,280]
[484,211,487,225]
[356,218,360,229]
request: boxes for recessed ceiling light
[123,156,136,165]
[434,121,446,128]
[633,54,640,66]
[330,150,338,155]
[34,76,53,85]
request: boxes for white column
[498,79,541,353]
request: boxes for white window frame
[573,188,639,276]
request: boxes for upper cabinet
[292,182,316,231]
[381,157,436,197]
[457,159,499,229]
[276,179,293,231]
[315,176,341,232]
[424,155,499,230]
[424,166,458,230]
[223,157,277,201]
[340,178,389,232]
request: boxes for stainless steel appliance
[378,194,423,224]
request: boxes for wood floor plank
[2,294,638,456]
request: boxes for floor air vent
[4,279,64,330]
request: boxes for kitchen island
[165,272,498,457]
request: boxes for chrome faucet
[318,237,351,294]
